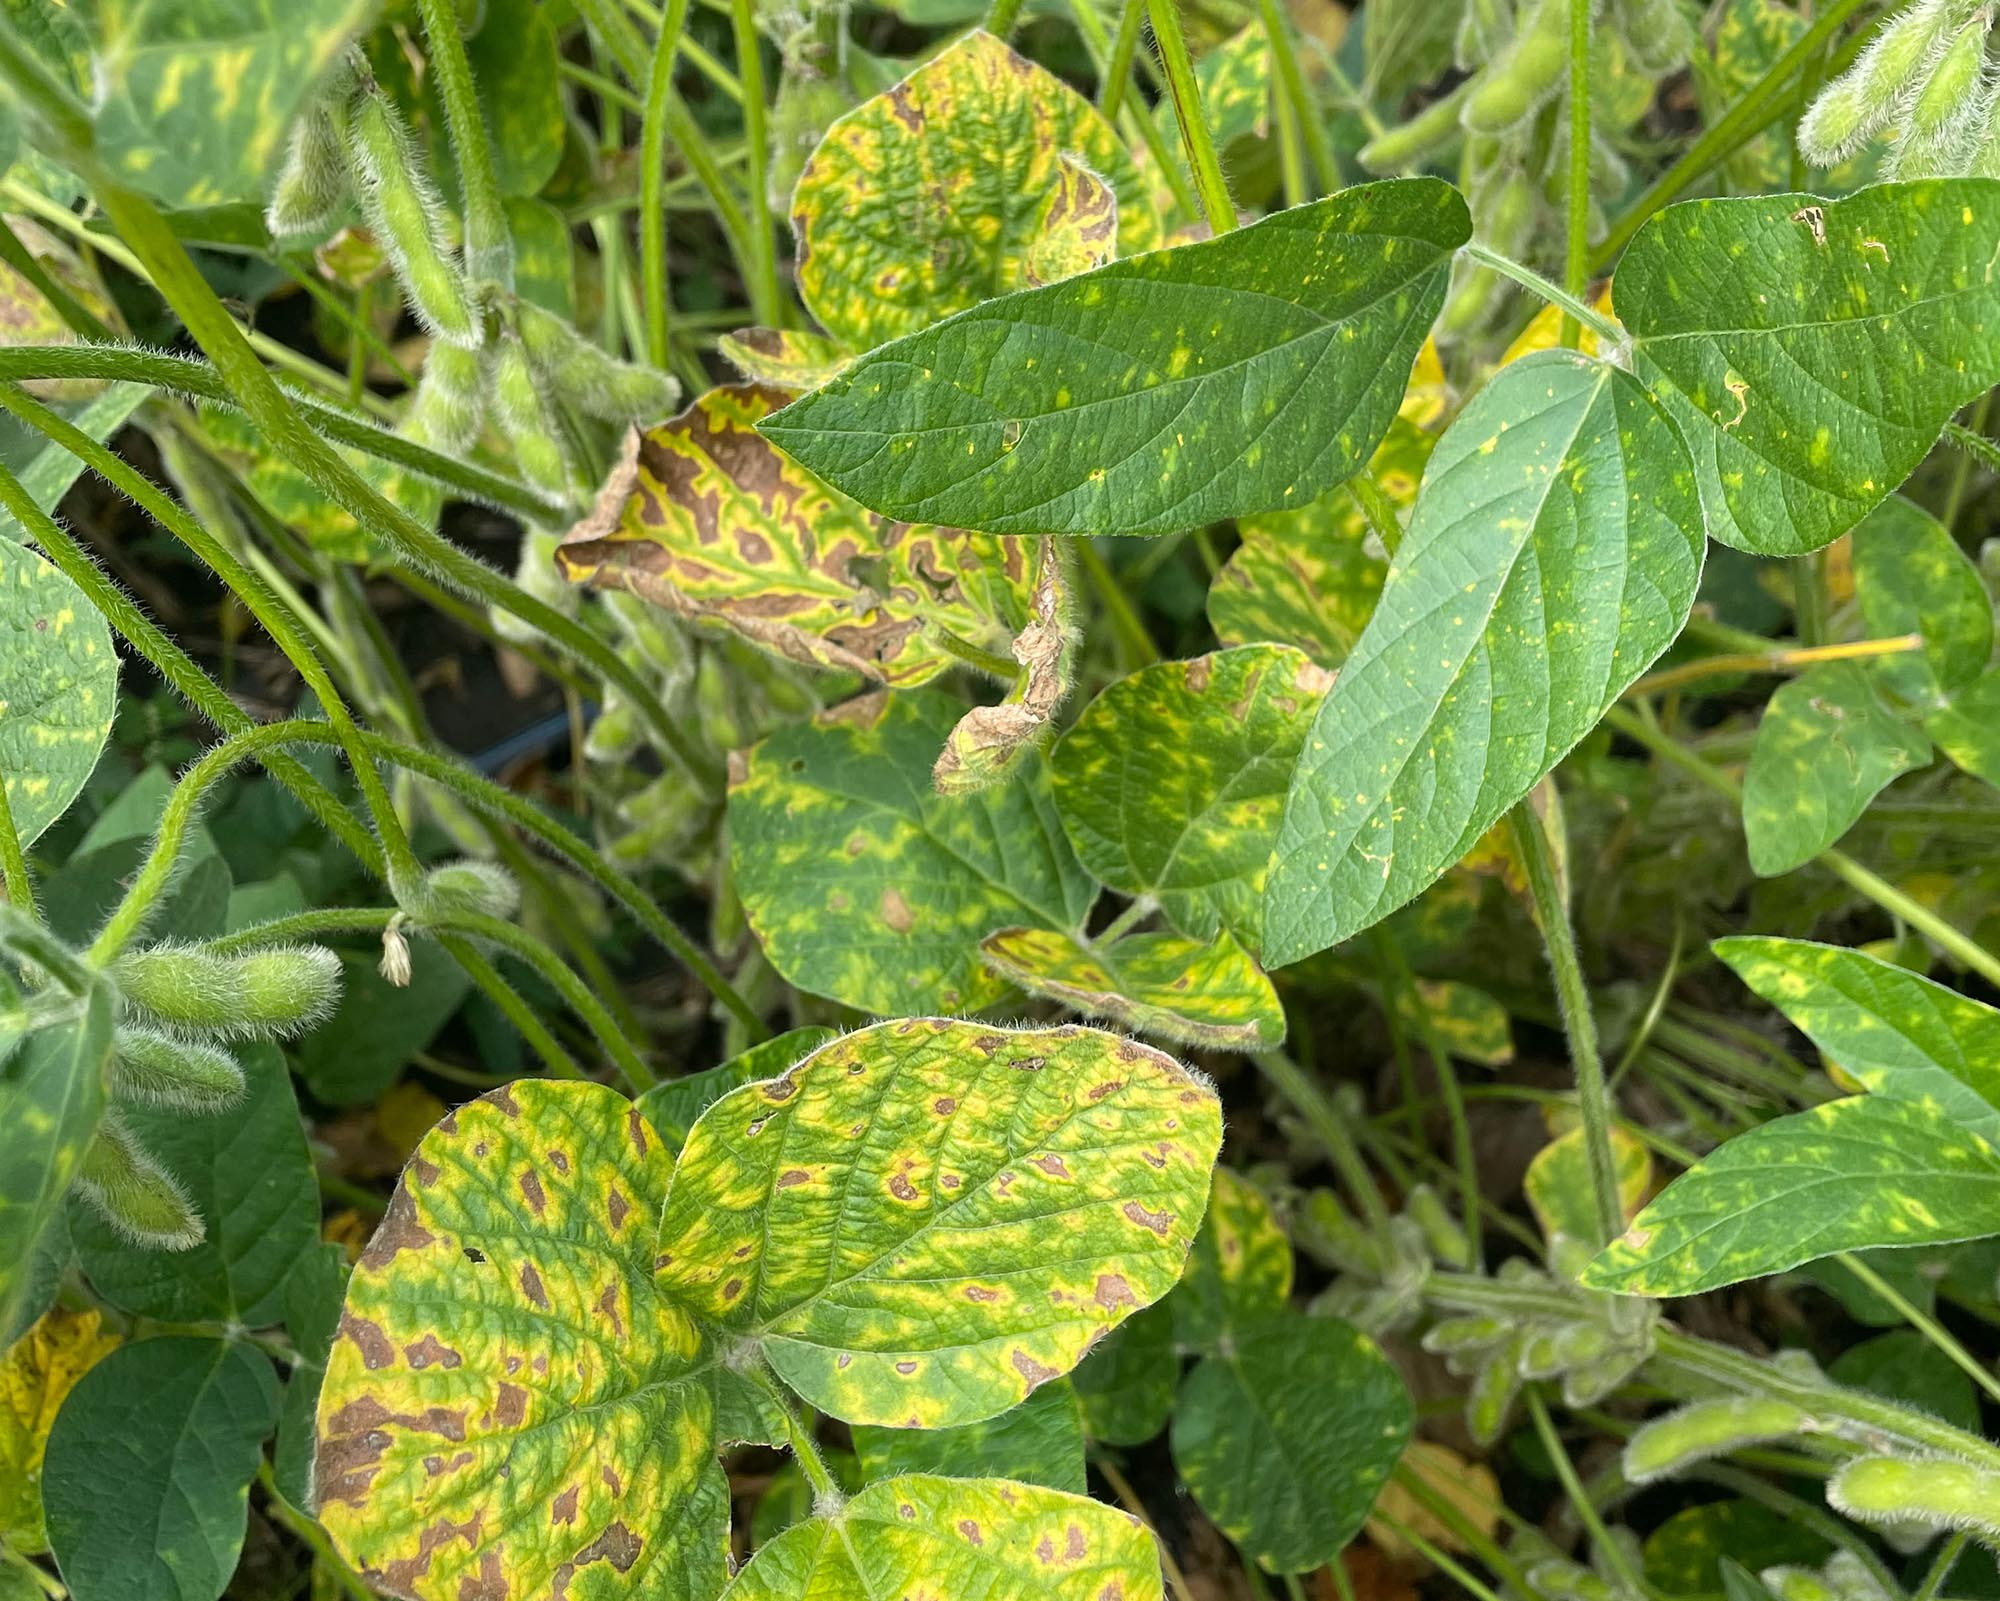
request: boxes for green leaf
[72,1043,316,1327]
[727,689,1095,1014]
[720,1475,1163,1601]
[505,196,575,317]
[294,943,470,1106]
[1523,1124,1653,1248]
[1070,1302,1176,1446]
[1850,495,1993,708]
[315,1080,733,1601]
[791,30,1160,352]
[1715,935,2000,1143]
[465,0,562,198]
[655,1018,1222,1427]
[271,1242,348,1509]
[79,0,377,209]
[1828,1329,1980,1434]
[1740,662,1931,876]
[1927,665,2000,790]
[43,1336,279,1601]
[1394,978,1514,1066]
[1264,351,1704,964]
[1616,179,2000,556]
[1052,645,1331,953]
[1171,1312,1411,1573]
[1172,1167,1293,1355]
[1159,24,1270,150]
[763,178,1472,537]
[978,927,1286,1051]
[556,386,1035,688]
[634,1027,839,1159]
[750,1451,862,1548]
[0,987,114,1341]
[1642,1500,1829,1601]
[1581,1094,2000,1296]
[0,541,117,848]
[853,1381,1087,1494]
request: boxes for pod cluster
[1802,0,2000,178]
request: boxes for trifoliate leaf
[718,328,851,393]
[0,541,117,847]
[1524,1124,1653,1249]
[1396,979,1515,1066]
[634,1027,839,1159]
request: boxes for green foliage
[851,1381,1087,1493]
[0,542,116,847]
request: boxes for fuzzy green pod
[346,92,480,350]
[110,1026,245,1112]
[405,338,486,456]
[113,942,342,1040]
[1827,1455,2000,1543]
[1610,0,1694,75]
[1295,1187,1384,1276]
[1467,1340,1524,1444]
[515,301,681,424]
[487,334,573,500]
[1359,81,1475,172]
[1893,17,1995,176]
[1624,1397,1814,1484]
[1462,0,1570,134]
[1420,1314,1507,1359]
[267,75,354,239]
[1456,0,1517,71]
[1801,0,1954,165]
[75,1115,202,1251]
[1524,1559,1616,1601]
[1405,1183,1472,1268]
[418,859,521,922]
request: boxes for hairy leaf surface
[763,179,1471,536]
[1264,351,1704,964]
[0,541,117,847]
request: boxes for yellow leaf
[1366,1442,1501,1562]
[0,1307,120,1553]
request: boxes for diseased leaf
[1070,1303,1176,1446]
[978,927,1286,1051]
[1171,1313,1411,1573]
[1396,979,1514,1067]
[727,689,1095,1014]
[44,1336,279,1601]
[634,1027,839,1159]
[718,328,850,394]
[1715,936,2000,1144]
[271,1243,348,1510]
[1581,1094,2000,1296]
[1524,1125,1652,1248]
[720,1476,1163,1601]
[1365,1442,1502,1563]
[1157,24,1269,151]
[558,388,1034,688]
[0,1305,119,1553]
[1025,157,1121,288]
[1741,663,1930,877]
[1264,351,1705,964]
[1053,646,1331,953]
[1172,1168,1293,1355]
[655,1018,1222,1428]
[0,541,118,848]
[464,0,563,198]
[1642,1500,1829,1601]
[763,179,1472,537]
[791,30,1159,353]
[1928,666,2000,789]
[1850,496,1992,708]
[853,1381,1087,1494]
[79,0,376,209]
[1616,179,2000,556]
[314,1081,732,1601]
[933,538,1075,796]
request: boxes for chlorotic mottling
[1524,1124,1652,1248]
[0,541,118,849]
[1582,1093,2000,1296]
[1928,663,2000,788]
[977,927,1285,1052]
[1155,23,1270,153]
[720,1475,1163,1601]
[0,1304,118,1553]
[1053,645,1331,955]
[1617,179,2000,556]
[727,690,1094,1015]
[763,178,1471,537]
[1741,662,1930,876]
[656,1018,1222,1428]
[1172,1168,1294,1356]
[716,328,851,394]
[633,1027,838,1160]
[557,387,1035,689]
[1851,494,1993,707]
[1264,351,1705,966]
[1393,979,1515,1067]
[790,30,1160,353]
[852,1381,1088,1494]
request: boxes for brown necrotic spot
[888,1172,919,1202]
[601,1466,624,1496]
[627,1108,649,1155]
[964,1285,999,1302]
[880,887,915,932]
[493,1383,530,1429]
[1012,1349,1059,1387]
[404,1334,463,1370]
[776,1168,811,1188]
[422,1450,474,1478]
[1086,1080,1126,1101]
[1093,1273,1136,1312]
[933,1096,956,1116]
[410,1156,441,1187]
[607,1187,631,1229]
[374,1511,482,1596]
[547,1150,571,1176]
[1065,1524,1088,1560]
[723,1277,745,1301]
[359,1187,435,1270]
[518,1169,547,1216]
[1123,1201,1171,1237]
[551,1486,581,1526]
[958,1520,984,1546]
[551,1523,644,1601]
[519,1263,549,1309]
[895,1360,919,1375]
[487,1085,521,1117]
[340,1311,397,1372]
[1030,1154,1071,1179]
[317,1396,468,1509]
[596,1282,626,1337]
[458,1548,508,1601]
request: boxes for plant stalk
[1147,0,1236,235]
[1561,0,1590,349]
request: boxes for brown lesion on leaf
[519,1169,548,1216]
[403,1334,463,1370]
[888,1170,920,1202]
[551,1485,581,1526]
[316,1394,469,1509]
[410,1155,441,1187]
[1030,1154,1071,1178]
[359,1186,434,1270]
[371,1510,484,1597]
[486,1084,522,1118]
[550,1522,644,1601]
[1012,1349,1059,1388]
[421,1450,474,1478]
[964,1285,1000,1302]
[607,1186,631,1231]
[595,1282,626,1338]
[895,1360,919,1375]
[1123,1201,1172,1236]
[546,1149,571,1176]
[932,1096,957,1115]
[491,1382,530,1429]
[776,1168,812,1188]
[1093,1273,1136,1312]
[519,1263,550,1309]
[880,886,916,933]
[957,1519,984,1546]
[340,1310,397,1372]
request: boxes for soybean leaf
[1172,1167,1293,1355]
[1616,179,2000,556]
[1581,1094,2000,1296]
[634,1026,839,1159]
[557,386,1034,688]
[655,1018,1221,1427]
[763,178,1471,537]
[1070,1303,1177,1446]
[978,927,1286,1051]
[1851,496,1992,708]
[1642,1502,1828,1601]
[271,1243,347,1509]
[1927,666,2000,790]
[727,690,1095,1014]
[1524,1125,1653,1248]
[0,988,114,1341]
[43,1336,279,1601]
[0,541,118,848]
[852,1381,1087,1494]
[0,1305,118,1553]
[1740,663,1930,877]
[1264,351,1704,964]
[73,1044,316,1326]
[1715,936,2000,1143]
[1156,24,1269,151]
[294,943,470,1106]
[1829,1330,1981,1435]
[719,328,850,393]
[315,1081,733,1601]
[720,1476,1162,1601]
[1053,645,1330,953]
[464,0,563,197]
[0,383,148,546]
[750,1451,863,1548]
[1171,1312,1411,1573]
[791,30,1158,352]
[78,0,375,209]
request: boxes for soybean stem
[1561,0,1590,349]
[413,0,514,289]
[1148,0,1236,235]
[1460,243,1622,345]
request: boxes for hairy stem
[1460,243,1623,346]
[414,0,513,289]
[1148,0,1236,235]
[1561,0,1590,349]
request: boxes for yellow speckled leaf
[1525,1123,1653,1249]
[655,1019,1222,1428]
[557,387,1033,688]
[717,328,851,393]
[1173,1167,1293,1353]
[1398,979,1513,1067]
[722,1475,1163,1601]
[314,1081,733,1601]
[791,30,1161,351]
[978,927,1286,1052]
[0,541,117,847]
[0,1306,119,1553]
